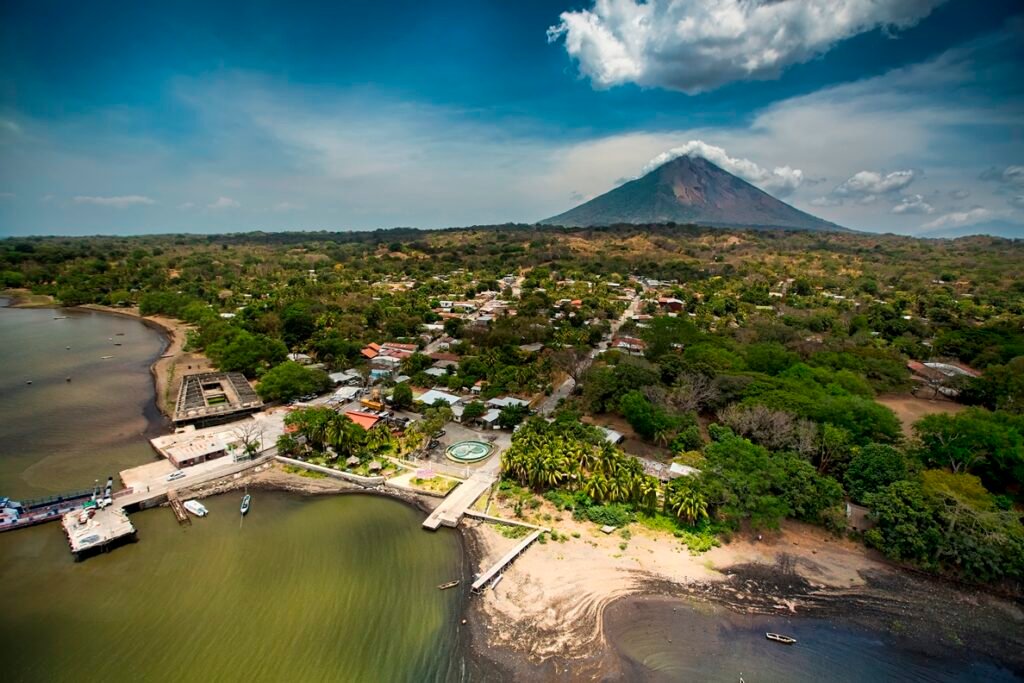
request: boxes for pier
[167,490,191,525]
[470,526,547,594]
[422,471,494,530]
[61,506,136,558]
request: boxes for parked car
[167,470,186,482]
[432,430,446,439]
[428,439,440,450]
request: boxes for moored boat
[183,500,208,517]
[766,632,797,645]
[437,580,460,590]
[240,494,251,516]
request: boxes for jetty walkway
[422,471,495,530]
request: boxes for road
[538,294,640,416]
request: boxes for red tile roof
[345,411,381,430]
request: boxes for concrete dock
[61,506,136,557]
[422,471,494,530]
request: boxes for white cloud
[833,170,917,198]
[921,207,992,230]
[980,165,1024,186]
[73,195,156,208]
[891,193,934,214]
[177,202,195,210]
[1010,195,1024,209]
[642,140,804,196]
[810,196,842,207]
[272,201,302,212]
[208,196,240,210]
[548,0,946,93]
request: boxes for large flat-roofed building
[173,371,263,427]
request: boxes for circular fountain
[444,440,494,463]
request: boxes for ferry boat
[1,490,96,532]
[765,632,797,645]
[240,494,251,516]
[183,500,208,517]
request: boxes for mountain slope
[541,155,844,232]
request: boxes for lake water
[0,301,166,498]
[0,302,468,682]
[605,594,1019,682]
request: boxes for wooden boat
[766,632,797,645]
[240,494,251,516]
[437,580,460,590]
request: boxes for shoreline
[77,304,200,419]
[460,495,1024,679]
[1,291,200,421]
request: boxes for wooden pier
[471,527,546,594]
[167,490,191,526]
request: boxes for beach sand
[465,494,1024,678]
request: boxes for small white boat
[101,355,114,360]
[183,500,208,517]
[766,632,797,645]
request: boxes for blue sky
[1,0,1022,236]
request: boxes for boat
[183,500,208,517]
[766,632,797,645]
[240,494,251,516]
[53,316,67,320]
[437,580,460,590]
[101,355,114,360]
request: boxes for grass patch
[410,475,458,494]
[283,465,327,479]
[636,512,722,554]
[494,523,531,539]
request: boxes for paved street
[538,293,639,416]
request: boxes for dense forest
[2,224,1022,586]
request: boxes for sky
[1,0,1022,237]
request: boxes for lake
[0,302,468,682]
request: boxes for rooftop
[173,372,263,426]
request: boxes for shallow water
[0,302,467,682]
[0,491,466,682]
[604,595,1019,682]
[0,301,166,498]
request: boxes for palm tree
[667,481,708,524]
[638,476,659,512]
[366,424,394,454]
[584,473,609,504]
[327,415,364,460]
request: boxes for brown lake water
[0,302,468,682]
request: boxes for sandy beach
[463,493,1024,679]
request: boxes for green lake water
[0,302,468,682]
